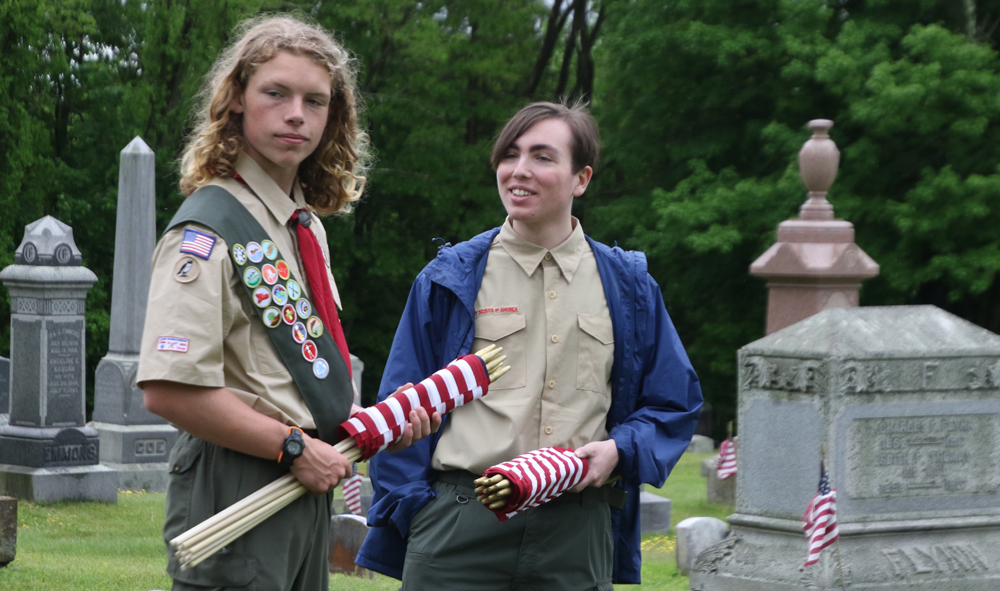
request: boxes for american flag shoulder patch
[157,336,189,353]
[180,229,216,260]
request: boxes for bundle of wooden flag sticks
[170,345,510,570]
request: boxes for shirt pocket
[472,313,527,390]
[576,313,614,394]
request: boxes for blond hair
[179,14,370,215]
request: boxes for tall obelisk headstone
[88,137,177,492]
[0,217,118,502]
[750,120,879,334]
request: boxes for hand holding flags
[170,346,509,571]
[474,447,590,522]
[803,459,839,567]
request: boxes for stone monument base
[102,462,170,492]
[88,422,177,492]
[0,464,119,503]
[690,514,1000,590]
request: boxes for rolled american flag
[477,447,589,522]
[338,353,492,460]
[716,438,737,480]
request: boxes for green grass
[0,453,731,590]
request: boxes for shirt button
[548,291,557,299]
[548,380,556,389]
[550,334,559,343]
[544,253,553,261]
[544,426,554,435]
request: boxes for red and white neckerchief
[338,353,490,461]
[482,447,589,522]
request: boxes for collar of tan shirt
[234,153,309,225]
[498,217,587,283]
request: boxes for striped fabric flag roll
[716,438,737,480]
[803,460,839,567]
[338,353,490,461]
[342,468,363,516]
[483,447,589,523]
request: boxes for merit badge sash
[165,185,353,444]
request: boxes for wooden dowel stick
[170,473,296,548]
[489,365,511,382]
[178,479,304,555]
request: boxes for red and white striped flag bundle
[482,447,589,522]
[342,467,363,516]
[803,460,839,567]
[338,353,490,460]
[716,438,737,480]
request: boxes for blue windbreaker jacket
[356,227,703,584]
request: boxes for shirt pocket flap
[578,313,614,345]
[475,313,527,342]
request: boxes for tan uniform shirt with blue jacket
[432,218,614,474]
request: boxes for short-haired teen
[137,15,437,591]
[358,101,703,588]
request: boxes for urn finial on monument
[749,120,879,335]
[797,119,838,221]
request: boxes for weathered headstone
[0,217,118,502]
[691,306,1000,590]
[676,516,728,576]
[328,514,374,577]
[0,356,9,426]
[701,456,736,505]
[351,354,364,406]
[687,434,714,454]
[88,137,177,493]
[0,496,15,567]
[639,491,672,534]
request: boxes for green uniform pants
[402,471,614,591]
[164,432,332,591]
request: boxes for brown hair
[179,14,370,215]
[490,100,600,173]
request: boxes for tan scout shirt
[136,154,345,430]
[433,219,615,474]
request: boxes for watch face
[286,440,304,455]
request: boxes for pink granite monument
[750,120,879,335]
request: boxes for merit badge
[276,260,290,280]
[261,240,278,261]
[313,358,330,379]
[173,256,200,283]
[232,244,248,266]
[292,322,307,344]
[180,229,216,260]
[282,304,297,325]
[262,307,282,328]
[306,316,324,338]
[157,336,189,353]
[261,264,278,285]
[272,284,288,306]
[302,340,318,363]
[246,242,264,263]
[243,267,262,288]
[285,279,302,301]
[252,286,272,308]
[296,299,312,319]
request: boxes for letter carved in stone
[966,359,1000,390]
[882,544,989,578]
[839,362,892,394]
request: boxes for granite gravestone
[691,306,1000,591]
[0,356,8,426]
[0,217,118,502]
[88,137,177,492]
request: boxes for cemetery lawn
[0,452,729,590]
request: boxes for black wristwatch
[278,427,305,467]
